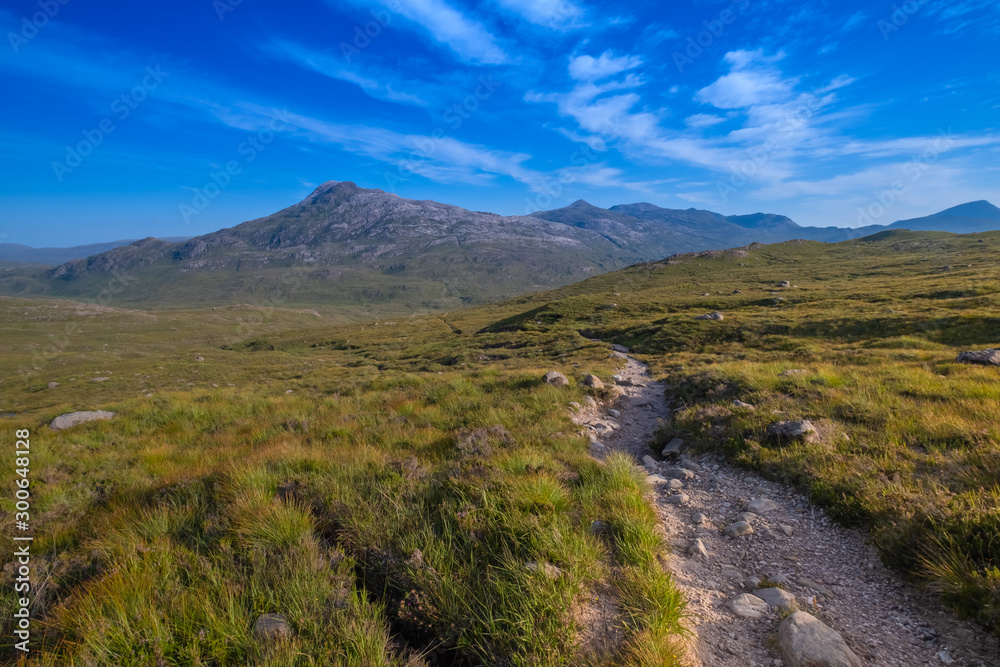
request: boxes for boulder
[50,410,116,431]
[665,467,695,480]
[583,374,604,389]
[688,538,709,558]
[956,349,1000,367]
[661,438,683,456]
[544,371,569,387]
[729,593,769,619]
[779,611,862,667]
[748,497,780,514]
[767,420,819,444]
[778,280,792,288]
[725,520,753,537]
[754,587,798,612]
[695,311,725,321]
[582,396,598,409]
[664,493,689,506]
[253,613,292,642]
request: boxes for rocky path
[574,351,999,667]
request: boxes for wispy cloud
[568,51,643,82]
[493,0,585,29]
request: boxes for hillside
[0,237,192,266]
[1,231,999,664]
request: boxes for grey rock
[525,561,562,578]
[668,479,685,490]
[755,587,798,612]
[47,382,59,389]
[583,396,598,409]
[737,512,758,523]
[611,344,630,353]
[590,520,607,534]
[767,420,819,444]
[568,401,581,412]
[695,311,725,321]
[725,520,754,537]
[780,524,795,536]
[748,497,781,514]
[689,538,709,558]
[591,422,614,436]
[729,593,769,619]
[796,576,833,597]
[544,371,569,387]
[583,374,604,389]
[610,374,623,382]
[666,467,695,480]
[778,280,792,288]
[615,377,635,387]
[253,613,292,642]
[956,349,1000,366]
[661,438,683,456]
[50,410,117,431]
[90,376,109,382]
[678,457,702,472]
[642,455,659,471]
[744,576,762,590]
[195,355,205,362]
[779,369,806,377]
[732,399,755,410]
[646,474,669,486]
[665,493,689,506]
[691,512,707,525]
[779,611,862,667]
[608,408,621,418]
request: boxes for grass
[0,295,686,664]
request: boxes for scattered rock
[733,289,743,294]
[692,512,707,525]
[677,456,702,472]
[669,479,685,490]
[568,401,581,412]
[778,280,792,288]
[642,455,659,470]
[797,576,833,597]
[661,438,683,456]
[608,409,621,418]
[195,355,205,362]
[956,349,1000,367]
[525,561,562,578]
[779,369,806,377]
[646,474,669,486]
[748,497,781,514]
[665,493,689,506]
[737,512,758,523]
[611,344,629,353]
[732,400,755,410]
[695,311,725,321]
[611,374,623,383]
[779,611,862,667]
[689,538,710,558]
[755,587,798,612]
[253,613,292,642]
[725,520,754,538]
[729,593,769,619]
[767,420,819,445]
[615,377,635,387]
[583,374,604,389]
[590,520,607,534]
[50,410,116,431]
[744,576,762,590]
[90,377,109,382]
[544,371,569,387]
[666,467,695,480]
[780,524,795,536]
[592,422,614,436]
[583,396,598,409]
[47,382,59,389]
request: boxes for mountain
[886,200,1000,234]
[0,237,192,265]
[2,184,997,313]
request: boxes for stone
[956,349,1000,366]
[583,396,598,409]
[590,520,607,534]
[678,457,702,472]
[689,538,709,558]
[583,374,604,389]
[737,512,758,523]
[568,401,581,412]
[611,374,623,382]
[666,467,695,480]
[50,410,116,431]
[729,593,769,619]
[253,613,292,642]
[695,311,725,321]
[661,438,683,456]
[646,474,669,486]
[779,369,806,377]
[90,377,109,382]
[668,479,684,490]
[748,497,781,514]
[195,355,205,362]
[767,420,819,444]
[780,524,795,536]
[615,377,635,387]
[544,371,569,387]
[608,409,621,418]
[744,576,762,590]
[796,576,833,597]
[755,587,798,612]
[526,561,562,578]
[779,612,862,667]
[642,455,659,470]
[725,521,754,537]
[611,344,630,353]
[732,400,755,410]
[778,280,792,288]
[47,382,59,389]
[591,422,614,436]
[691,512,707,525]
[665,493,689,506]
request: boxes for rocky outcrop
[779,612,862,667]
[956,349,1000,366]
[50,410,116,430]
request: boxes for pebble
[725,521,754,538]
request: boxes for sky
[1,0,998,247]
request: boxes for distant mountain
[0,237,191,265]
[1,184,996,313]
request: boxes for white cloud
[354,0,508,64]
[696,51,795,109]
[493,0,584,29]
[568,51,643,82]
[685,113,728,129]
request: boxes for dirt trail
[574,351,998,667]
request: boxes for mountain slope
[0,238,191,265]
[888,200,1000,234]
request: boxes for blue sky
[1,0,998,246]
